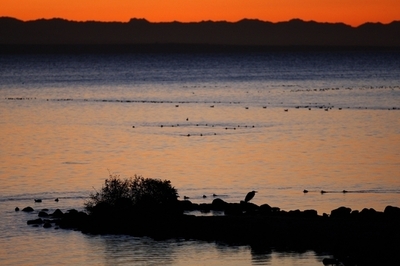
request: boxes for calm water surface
[1,50,400,265]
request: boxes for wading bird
[244,191,257,203]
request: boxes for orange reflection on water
[1,100,400,214]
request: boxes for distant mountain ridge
[1,17,400,47]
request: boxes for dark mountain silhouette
[1,17,399,52]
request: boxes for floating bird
[202,195,207,198]
[244,191,257,203]
[34,199,42,203]
[55,198,59,202]
[183,196,190,200]
[212,193,218,197]
[321,190,326,194]
[303,189,308,193]
[342,190,348,193]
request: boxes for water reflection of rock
[101,236,175,265]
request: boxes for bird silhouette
[244,191,257,202]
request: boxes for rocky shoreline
[22,199,400,265]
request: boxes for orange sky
[2,0,400,27]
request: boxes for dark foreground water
[1,49,399,265]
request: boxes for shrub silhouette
[85,174,179,215]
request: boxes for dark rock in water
[198,203,212,212]
[287,209,318,218]
[34,199,42,203]
[224,203,243,215]
[211,198,228,210]
[58,210,89,229]
[384,205,400,218]
[303,209,318,217]
[38,211,49,217]
[15,207,20,211]
[43,222,52,228]
[240,201,259,213]
[288,209,301,217]
[330,206,351,218]
[67,209,79,214]
[51,209,64,218]
[359,208,380,219]
[27,218,43,225]
[22,206,34,212]
[259,204,272,214]
[178,200,195,211]
[351,210,360,217]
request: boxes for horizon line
[3,16,400,28]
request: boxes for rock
[22,206,34,212]
[198,203,212,212]
[51,209,64,218]
[384,205,400,218]
[288,209,301,217]
[38,211,49,217]
[224,203,243,215]
[303,209,318,217]
[211,198,228,210]
[15,207,20,211]
[178,200,195,211]
[351,210,359,216]
[241,201,259,211]
[259,204,272,214]
[330,206,351,218]
[27,218,43,225]
[43,222,52,228]
[359,208,380,219]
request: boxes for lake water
[1,49,400,265]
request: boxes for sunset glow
[2,0,400,27]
